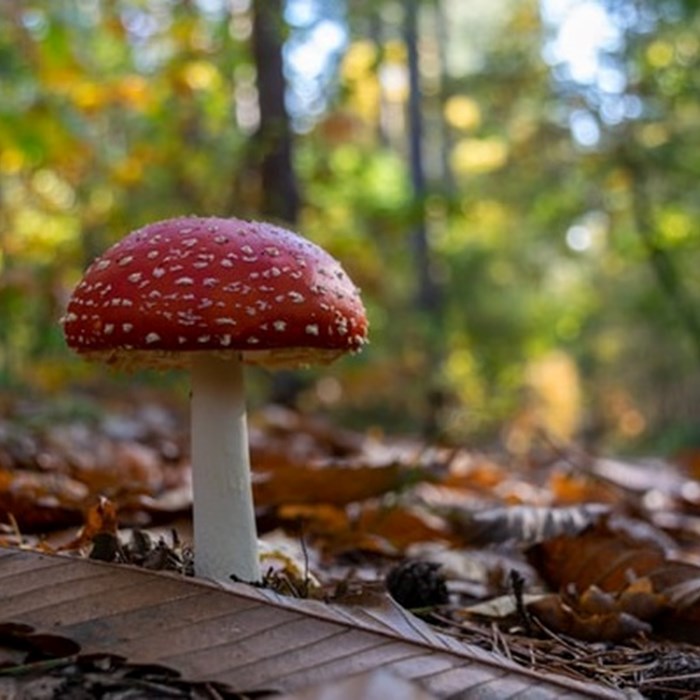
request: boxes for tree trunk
[251,0,300,224]
[404,0,440,315]
[251,1,306,406]
[404,0,445,438]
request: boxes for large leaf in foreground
[0,546,624,698]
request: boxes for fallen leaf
[527,518,667,592]
[527,594,652,642]
[58,496,119,553]
[358,505,453,551]
[445,503,610,546]
[253,461,416,507]
[441,453,508,492]
[527,517,700,643]
[457,593,546,621]
[416,545,539,600]
[279,669,438,699]
[0,469,88,531]
[548,469,621,505]
[0,546,625,698]
[593,457,688,503]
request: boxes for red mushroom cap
[62,216,368,370]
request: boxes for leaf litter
[4,393,700,696]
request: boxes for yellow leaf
[451,137,508,175]
[444,96,482,131]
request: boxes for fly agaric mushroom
[61,216,368,582]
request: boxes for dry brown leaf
[274,503,397,561]
[253,405,365,456]
[645,562,700,641]
[548,469,621,505]
[675,447,700,477]
[445,503,610,546]
[248,405,370,474]
[0,546,625,699]
[279,669,438,699]
[277,503,452,561]
[456,593,546,621]
[357,505,453,551]
[527,518,667,593]
[65,441,163,497]
[616,577,668,621]
[58,496,120,552]
[592,457,688,502]
[253,461,413,507]
[420,545,539,600]
[0,468,88,531]
[526,518,700,643]
[277,503,349,534]
[527,594,652,643]
[441,454,508,492]
[525,580,666,643]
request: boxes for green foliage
[1,0,700,449]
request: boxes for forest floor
[3,387,700,698]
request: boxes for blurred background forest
[1,0,700,455]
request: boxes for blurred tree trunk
[0,183,13,385]
[251,0,300,224]
[405,0,440,315]
[434,0,455,194]
[251,0,306,406]
[404,0,445,437]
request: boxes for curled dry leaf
[617,578,668,620]
[527,517,700,643]
[527,594,652,643]
[526,579,667,642]
[58,497,119,553]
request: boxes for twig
[639,670,700,686]
[509,569,533,636]
[0,656,77,677]
[299,521,310,599]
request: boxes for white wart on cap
[62,216,368,370]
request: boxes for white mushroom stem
[191,353,261,583]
